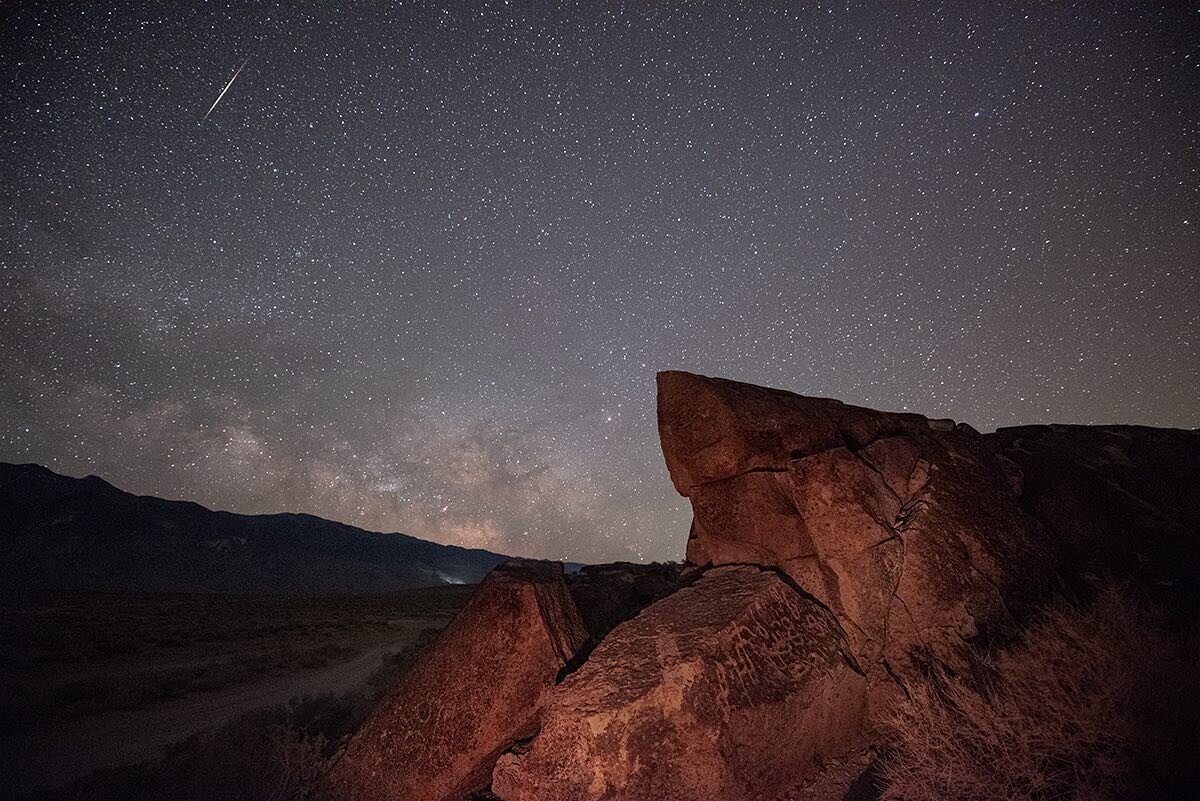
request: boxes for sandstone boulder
[491,565,866,801]
[657,371,1051,696]
[325,559,588,801]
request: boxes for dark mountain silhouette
[0,463,508,594]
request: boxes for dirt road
[2,636,413,797]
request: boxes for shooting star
[201,58,249,122]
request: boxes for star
[1,1,1196,562]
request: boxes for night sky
[2,2,1196,563]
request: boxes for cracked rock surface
[491,565,866,801]
[335,373,1198,801]
[657,370,1052,712]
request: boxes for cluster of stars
[1,1,1196,562]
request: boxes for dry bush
[146,694,357,801]
[152,719,330,801]
[881,584,1194,801]
[38,695,354,801]
[248,723,330,801]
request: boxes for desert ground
[0,587,473,799]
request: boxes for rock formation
[492,565,866,801]
[325,560,587,801]
[330,371,1197,801]
[656,370,1050,705]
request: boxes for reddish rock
[657,371,1051,698]
[491,565,867,801]
[325,560,588,801]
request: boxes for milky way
[2,2,1196,562]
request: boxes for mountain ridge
[0,462,510,595]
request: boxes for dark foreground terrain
[0,586,473,799]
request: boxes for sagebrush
[881,584,1194,801]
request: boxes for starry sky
[2,2,1197,563]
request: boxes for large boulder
[491,565,867,801]
[325,560,588,801]
[656,371,1051,700]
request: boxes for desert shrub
[38,695,355,801]
[880,584,1194,801]
[364,626,443,696]
[155,718,329,801]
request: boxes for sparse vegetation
[1,588,471,799]
[0,588,472,727]
[36,694,350,801]
[880,584,1196,801]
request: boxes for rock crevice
[492,565,868,801]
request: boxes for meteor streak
[202,58,249,121]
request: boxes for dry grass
[881,584,1194,801]
[34,694,353,801]
[0,588,472,728]
[10,589,467,801]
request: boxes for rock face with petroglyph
[325,560,587,801]
[655,370,1052,708]
[491,564,867,801]
[326,371,1198,801]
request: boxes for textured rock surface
[333,377,1199,801]
[491,565,866,801]
[325,560,587,801]
[657,370,1051,698]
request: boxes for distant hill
[0,463,509,594]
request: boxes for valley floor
[0,588,471,799]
